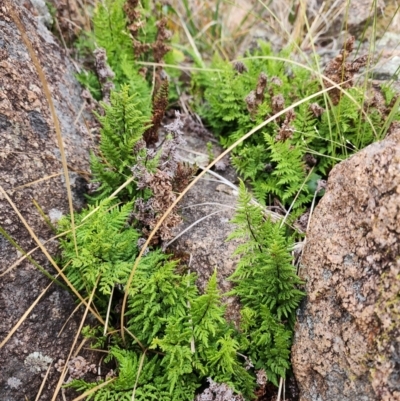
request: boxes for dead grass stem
[7,1,78,256]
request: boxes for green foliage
[192,42,393,212]
[228,182,305,385]
[192,44,317,211]
[89,85,151,201]
[56,2,318,399]
[66,349,171,401]
[252,134,313,210]
[191,271,226,349]
[93,0,150,95]
[93,0,133,73]
[62,242,256,399]
[126,251,198,346]
[128,267,255,398]
[58,199,140,297]
[76,69,102,101]
[76,0,154,104]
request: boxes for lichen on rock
[24,351,53,373]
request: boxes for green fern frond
[126,251,198,345]
[58,199,140,296]
[89,85,152,201]
[228,182,305,384]
[191,270,226,348]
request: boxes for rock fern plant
[192,39,399,217]
[57,1,304,399]
[228,181,305,386]
[89,86,152,201]
[55,0,400,400]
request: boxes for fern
[58,199,140,297]
[228,182,305,385]
[60,3,258,394]
[55,2,400,397]
[191,41,394,214]
[57,2,333,399]
[251,134,313,210]
[89,85,152,201]
[76,0,155,105]
[126,251,198,345]
[66,349,170,401]
[191,271,225,344]
[320,87,378,155]
[151,318,196,395]
[93,0,151,96]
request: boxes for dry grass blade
[165,209,227,248]
[104,286,114,336]
[71,378,117,401]
[58,300,84,337]
[32,198,57,232]
[290,0,306,45]
[34,364,52,401]
[124,327,146,351]
[276,376,284,401]
[131,350,147,401]
[12,173,63,191]
[280,167,314,228]
[73,337,88,357]
[120,74,353,342]
[0,226,67,290]
[7,2,78,255]
[0,185,105,331]
[51,277,99,401]
[181,202,236,210]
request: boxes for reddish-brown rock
[292,126,400,400]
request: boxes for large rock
[0,0,92,399]
[292,126,400,400]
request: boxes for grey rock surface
[372,53,400,81]
[169,116,243,326]
[291,125,400,401]
[0,1,92,399]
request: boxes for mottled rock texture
[0,0,92,399]
[292,126,400,401]
[168,116,243,326]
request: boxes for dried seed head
[309,103,325,117]
[233,61,248,74]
